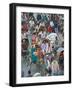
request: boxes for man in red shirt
[47,25,53,33]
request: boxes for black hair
[28,70,31,75]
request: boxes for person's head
[37,14,41,21]
[28,70,31,75]
[29,13,33,19]
[60,51,64,57]
[36,46,41,51]
[35,45,39,48]
[43,40,46,44]
[21,28,24,34]
[54,14,58,21]
[33,32,36,35]
[39,26,44,32]
[45,39,48,43]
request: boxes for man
[51,60,59,75]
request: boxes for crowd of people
[21,12,64,77]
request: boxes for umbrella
[33,72,41,77]
[46,33,57,41]
[57,47,64,53]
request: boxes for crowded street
[21,12,64,77]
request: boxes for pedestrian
[51,60,59,75]
[47,23,53,34]
[31,45,38,63]
[41,40,46,53]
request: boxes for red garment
[22,23,28,32]
[32,35,36,41]
[47,26,53,33]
